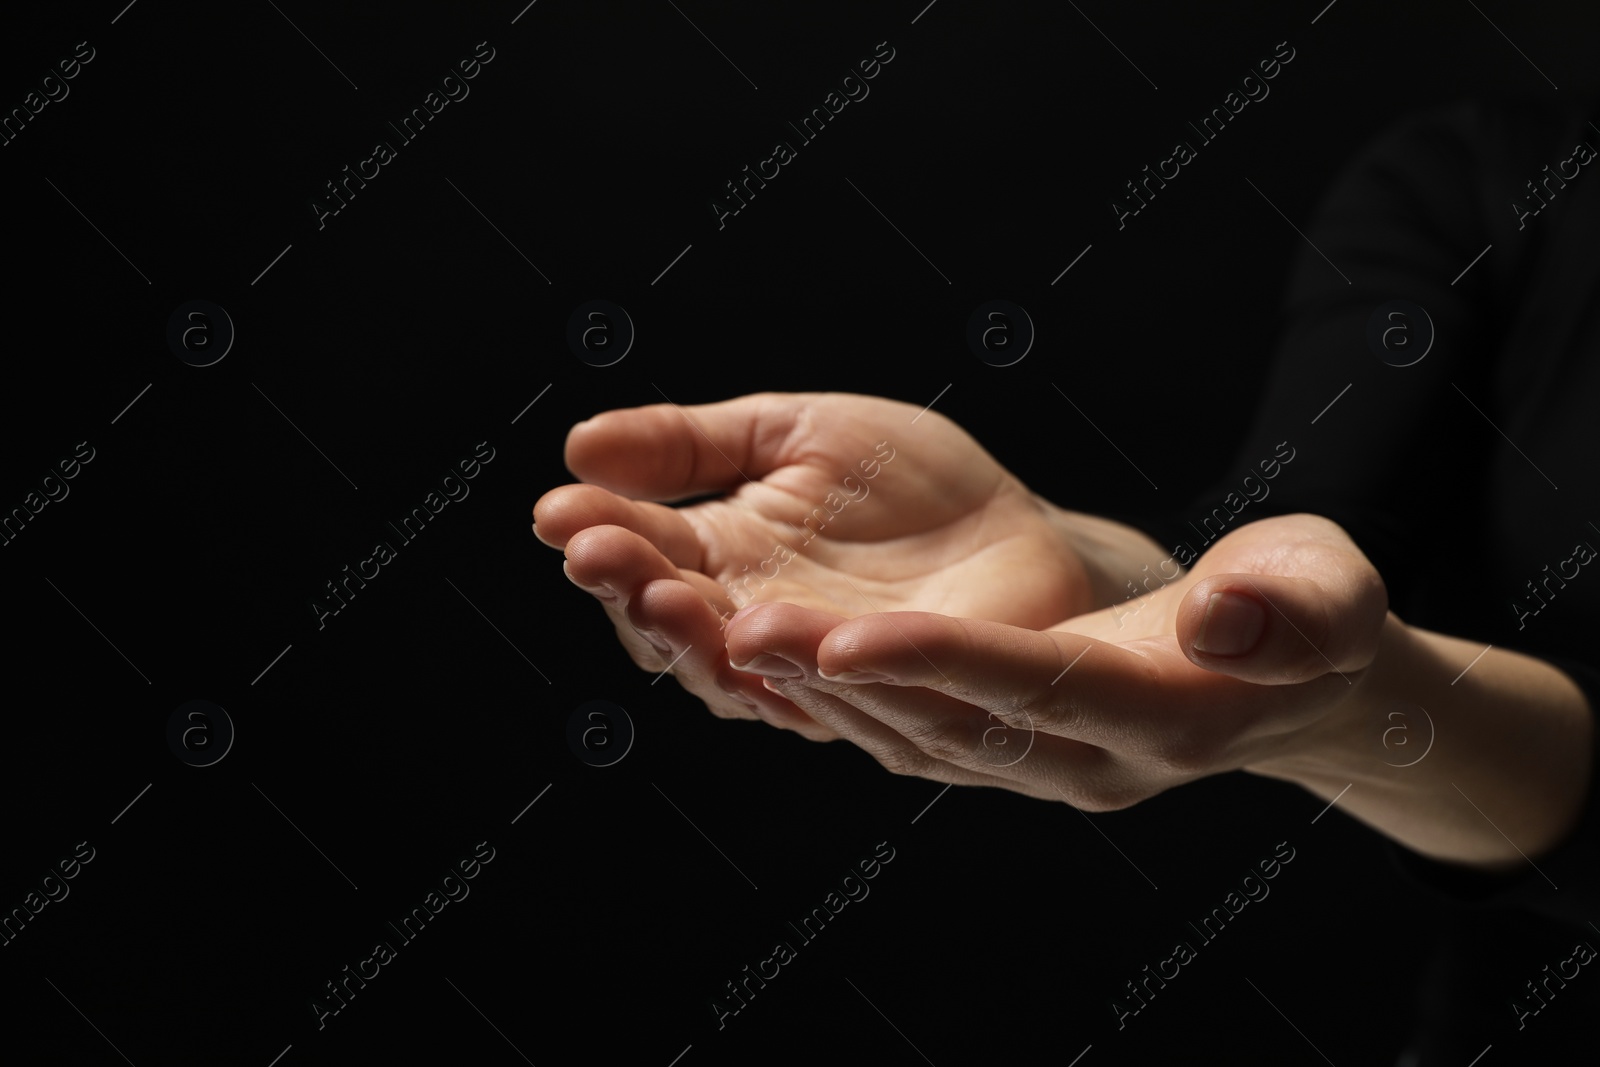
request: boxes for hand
[533,392,1163,739]
[721,513,1390,806]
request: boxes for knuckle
[1014,686,1074,735]
[626,638,671,672]
[705,687,757,721]
[975,713,1036,762]
[901,718,980,765]
[1145,724,1221,776]
[1302,603,1336,659]
[1280,615,1339,684]
[876,742,937,778]
[1055,764,1147,812]
[1050,778,1099,810]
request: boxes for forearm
[1246,614,1594,871]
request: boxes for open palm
[533,392,1109,737]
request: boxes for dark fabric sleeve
[1123,100,1525,599]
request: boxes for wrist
[1245,612,1595,868]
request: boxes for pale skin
[532,392,1593,872]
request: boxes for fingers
[559,523,730,689]
[630,579,838,740]
[764,677,1072,801]
[742,604,1158,748]
[730,604,1156,750]
[717,600,852,739]
[1178,568,1387,685]
[558,524,836,739]
[731,603,1145,808]
[626,578,747,711]
[534,483,705,569]
[563,524,730,619]
[723,600,845,678]
[564,392,821,502]
[772,675,1136,806]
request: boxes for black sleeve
[1122,98,1558,599]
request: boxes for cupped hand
[721,513,1390,805]
[533,392,1107,738]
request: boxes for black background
[2,1,1597,1063]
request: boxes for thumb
[1177,570,1387,685]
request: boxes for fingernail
[635,628,672,656]
[1195,592,1266,657]
[731,653,805,678]
[562,562,619,602]
[816,668,892,684]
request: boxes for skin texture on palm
[533,392,1107,737]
